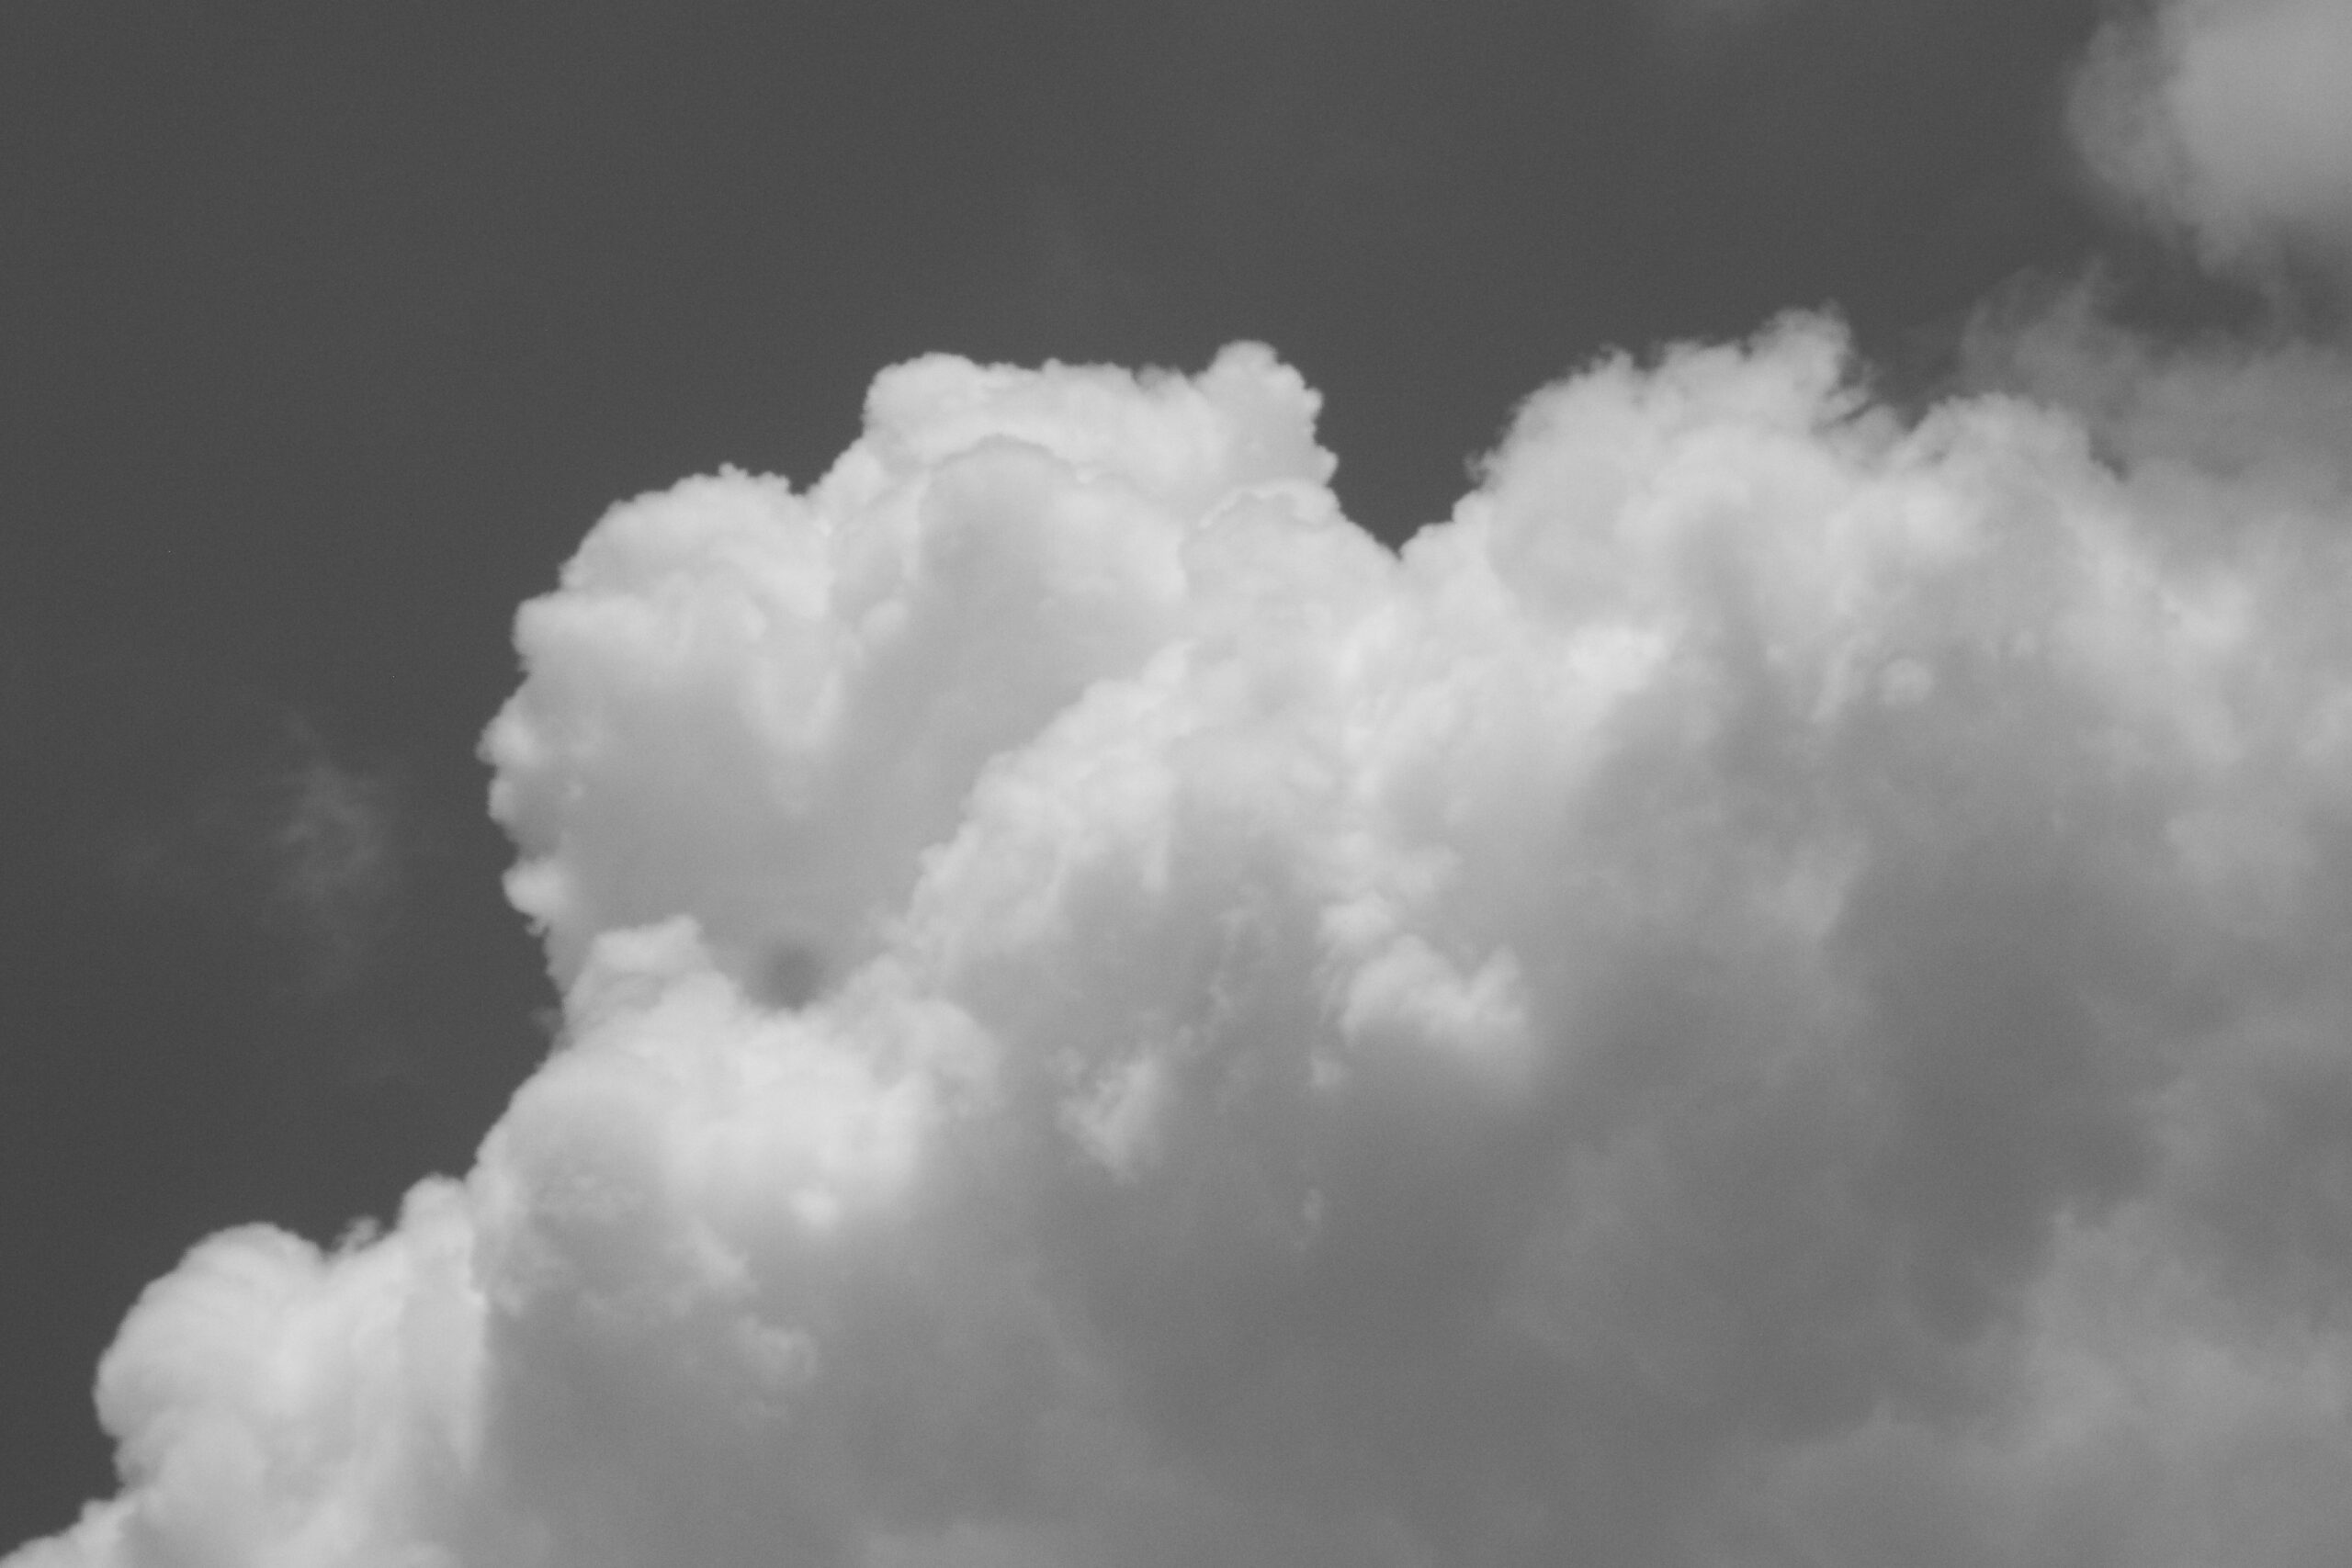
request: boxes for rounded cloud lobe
[17,325,2352,1567]
[2074,0,2352,284]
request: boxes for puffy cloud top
[16,321,2352,1567]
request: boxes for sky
[6,1,2352,1563]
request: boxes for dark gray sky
[3,0,2188,1544]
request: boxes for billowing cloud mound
[2074,0,2352,279]
[17,322,2352,1567]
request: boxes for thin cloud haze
[98,712,408,1001]
[12,6,2352,1566]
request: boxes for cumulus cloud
[16,310,2352,1567]
[2073,0,2352,284]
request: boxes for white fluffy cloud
[2074,0,2352,279]
[17,312,2352,1566]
